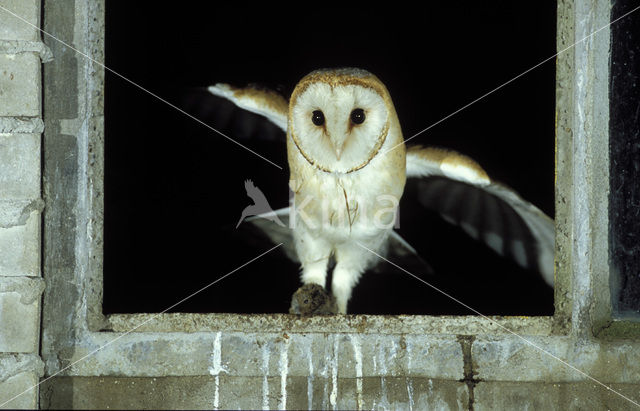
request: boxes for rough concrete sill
[595,319,640,340]
[107,313,556,336]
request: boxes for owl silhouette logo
[236,179,286,228]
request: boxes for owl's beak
[329,137,347,160]
[333,145,343,160]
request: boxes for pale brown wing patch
[406,145,490,185]
[208,83,288,130]
[230,86,289,117]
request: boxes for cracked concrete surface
[0,199,44,229]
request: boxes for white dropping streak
[405,339,414,411]
[279,337,290,410]
[214,375,219,410]
[378,344,389,409]
[262,344,270,410]
[329,335,339,410]
[208,332,226,410]
[371,355,377,409]
[349,335,364,410]
[208,332,224,375]
[307,342,314,410]
[407,380,415,411]
[390,340,399,374]
[321,338,330,411]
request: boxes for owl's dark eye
[311,110,325,126]
[350,108,366,125]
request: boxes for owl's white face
[289,81,390,174]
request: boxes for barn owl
[207,68,554,314]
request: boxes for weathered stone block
[0,0,40,41]
[0,133,40,199]
[0,289,40,352]
[0,207,40,277]
[473,336,640,384]
[474,381,640,410]
[220,332,464,381]
[0,371,38,409]
[39,375,470,410]
[0,53,40,116]
[0,352,45,381]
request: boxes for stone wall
[0,0,49,409]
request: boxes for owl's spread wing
[405,145,555,287]
[208,84,288,131]
[196,83,553,286]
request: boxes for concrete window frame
[39,0,640,409]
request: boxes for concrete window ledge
[107,313,556,335]
[29,0,640,409]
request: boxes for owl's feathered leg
[294,228,332,287]
[332,240,381,314]
[301,258,330,286]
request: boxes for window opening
[609,0,640,318]
[104,4,556,315]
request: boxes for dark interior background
[104,3,556,315]
[610,0,640,318]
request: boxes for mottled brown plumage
[289,283,338,315]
